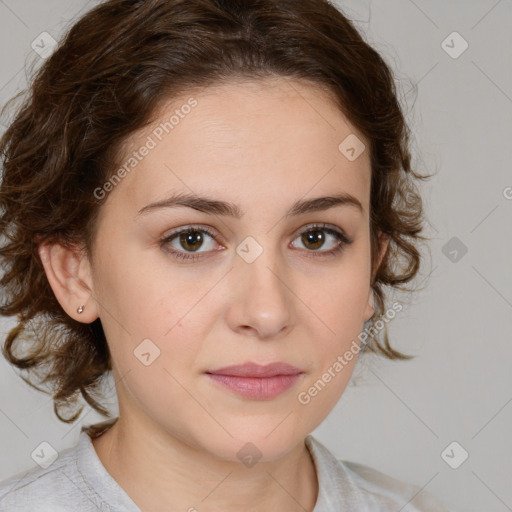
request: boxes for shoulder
[305,435,453,512]
[341,459,452,511]
[0,435,106,512]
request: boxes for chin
[192,425,306,465]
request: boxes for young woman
[0,0,451,510]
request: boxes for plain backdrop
[0,1,511,511]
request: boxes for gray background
[0,1,511,511]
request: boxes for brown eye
[291,224,353,258]
[160,223,353,263]
[178,230,205,252]
[301,229,326,250]
[160,225,220,261]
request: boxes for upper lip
[206,362,303,378]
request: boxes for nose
[224,244,295,340]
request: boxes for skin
[39,77,388,512]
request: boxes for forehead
[105,78,371,216]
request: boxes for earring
[77,305,84,314]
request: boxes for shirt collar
[305,434,368,511]
[76,428,365,512]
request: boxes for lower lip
[205,373,303,400]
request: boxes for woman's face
[86,78,383,461]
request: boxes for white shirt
[0,426,452,511]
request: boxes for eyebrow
[136,191,364,218]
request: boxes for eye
[160,225,221,261]
[290,223,353,258]
[160,223,353,262]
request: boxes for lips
[205,362,304,400]
[206,362,303,378]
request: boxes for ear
[38,242,98,323]
[363,232,390,322]
[372,232,389,280]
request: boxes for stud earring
[77,305,84,314]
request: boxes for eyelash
[160,223,353,262]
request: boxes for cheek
[307,260,370,333]
[92,243,210,375]
[113,355,211,449]
[299,256,370,400]
[297,276,368,417]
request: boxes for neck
[91,416,319,512]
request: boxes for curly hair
[0,0,432,424]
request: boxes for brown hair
[0,0,431,424]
